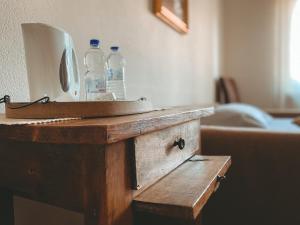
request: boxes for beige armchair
[201,125,300,225]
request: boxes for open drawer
[132,120,201,190]
[133,155,231,223]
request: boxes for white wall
[0,0,222,112]
[0,0,222,224]
[221,0,277,108]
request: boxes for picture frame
[154,0,189,34]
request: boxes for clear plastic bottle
[84,39,107,101]
[106,46,126,100]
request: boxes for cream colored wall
[222,0,276,107]
[0,0,222,112]
[0,0,222,224]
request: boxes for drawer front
[133,119,200,190]
[133,156,232,221]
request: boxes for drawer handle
[174,138,185,150]
[217,175,226,183]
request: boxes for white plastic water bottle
[84,39,107,101]
[106,46,126,100]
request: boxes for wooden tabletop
[0,105,213,145]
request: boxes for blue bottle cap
[90,39,100,47]
[111,46,119,52]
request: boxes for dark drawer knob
[174,138,185,150]
[217,175,226,183]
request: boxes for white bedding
[266,118,300,131]
[202,103,300,131]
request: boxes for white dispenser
[22,23,80,101]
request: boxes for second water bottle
[84,39,107,101]
[106,46,126,100]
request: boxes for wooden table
[0,106,231,225]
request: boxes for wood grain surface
[5,100,153,119]
[0,106,221,225]
[83,141,133,225]
[0,141,103,213]
[133,120,200,190]
[0,106,213,144]
[0,140,134,225]
[133,155,231,221]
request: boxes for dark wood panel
[135,211,202,225]
[0,140,134,225]
[0,189,14,225]
[0,141,106,213]
[133,155,231,220]
[0,106,213,145]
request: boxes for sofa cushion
[268,118,300,131]
[202,103,273,128]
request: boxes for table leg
[82,146,105,225]
[84,206,101,225]
[0,189,14,225]
[83,142,133,225]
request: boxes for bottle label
[85,78,106,93]
[108,69,124,81]
[107,80,126,100]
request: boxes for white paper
[0,114,78,125]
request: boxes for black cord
[0,95,10,104]
[0,95,50,109]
